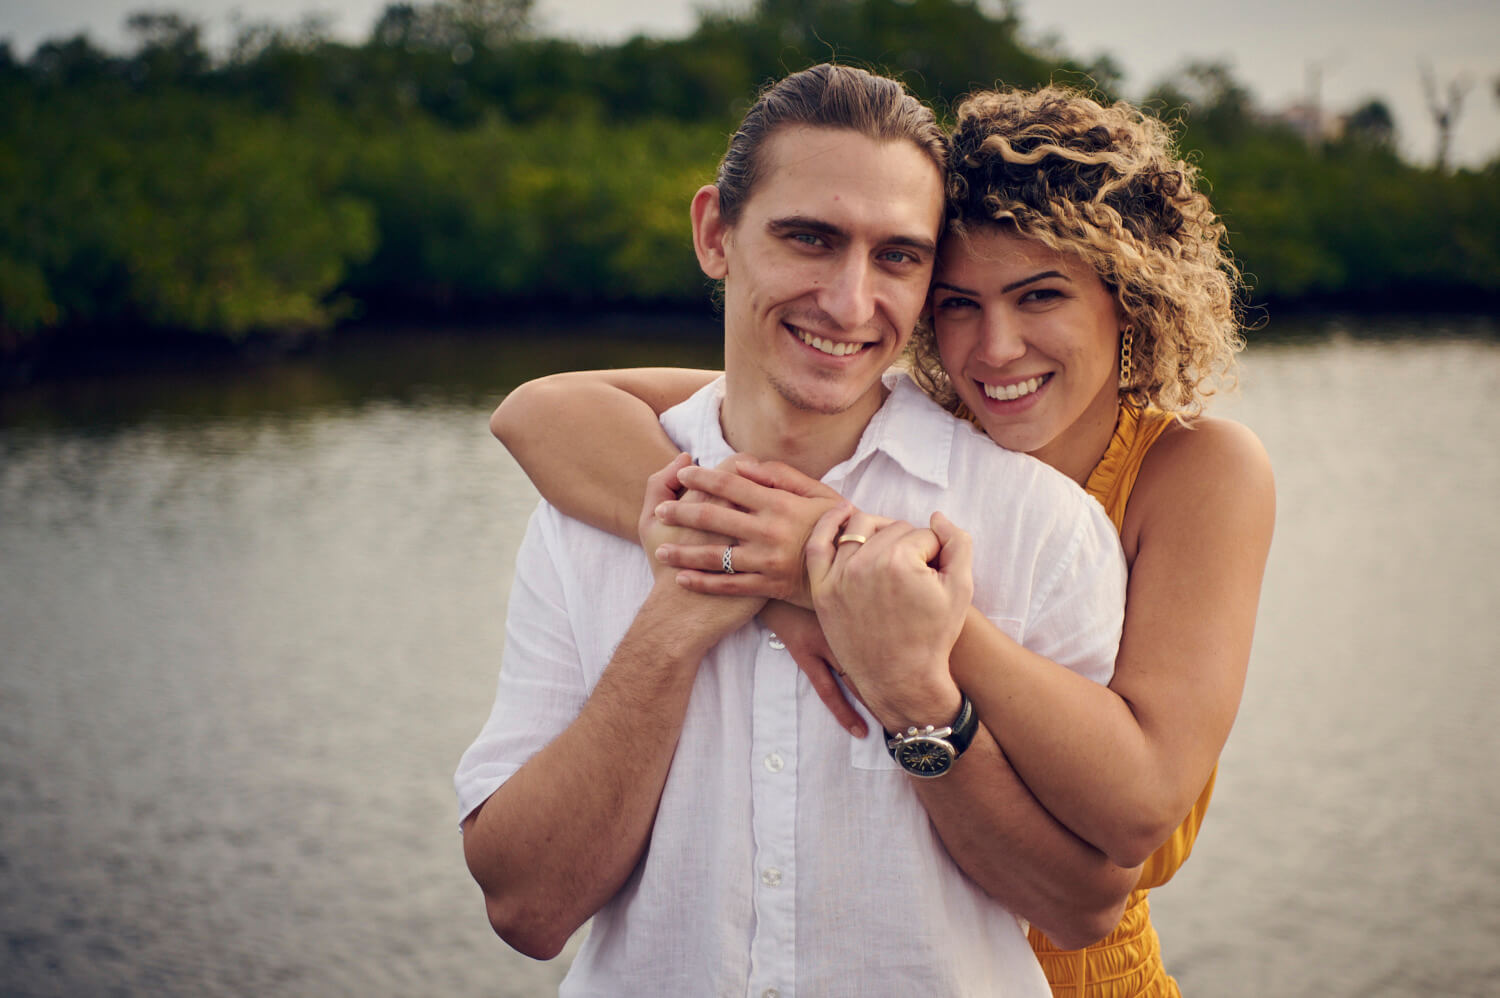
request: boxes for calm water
[2,316,1497,997]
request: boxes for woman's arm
[490,368,719,539]
[803,506,1141,949]
[651,468,1147,944]
[656,419,1276,869]
[949,418,1275,867]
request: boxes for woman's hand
[804,506,974,729]
[639,453,766,627]
[759,601,868,738]
[638,454,718,582]
[651,456,845,608]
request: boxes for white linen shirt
[456,373,1126,998]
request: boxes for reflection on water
[2,317,1498,997]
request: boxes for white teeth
[982,376,1046,401]
[796,329,864,357]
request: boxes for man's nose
[817,255,877,331]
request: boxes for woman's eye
[936,296,976,310]
[1020,288,1063,304]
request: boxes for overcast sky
[5,0,1497,166]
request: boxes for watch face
[894,737,956,778]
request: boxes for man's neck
[718,379,887,481]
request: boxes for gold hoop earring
[1119,325,1134,387]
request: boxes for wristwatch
[884,695,977,778]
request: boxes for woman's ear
[690,185,729,280]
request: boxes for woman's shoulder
[1128,415,1275,536]
[1149,414,1270,479]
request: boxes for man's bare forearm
[462,584,756,959]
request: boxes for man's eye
[879,249,916,264]
[792,233,825,247]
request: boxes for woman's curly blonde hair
[909,85,1245,417]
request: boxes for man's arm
[458,463,762,959]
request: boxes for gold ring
[835,533,868,546]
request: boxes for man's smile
[790,325,871,357]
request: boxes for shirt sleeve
[454,503,588,826]
[1020,485,1127,687]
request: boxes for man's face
[698,126,944,421]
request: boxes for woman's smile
[978,372,1051,403]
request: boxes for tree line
[3,0,1497,356]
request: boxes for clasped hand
[638,454,765,636]
[646,454,974,734]
[650,454,843,608]
[804,507,973,730]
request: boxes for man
[456,64,1132,996]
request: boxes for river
[1,314,1497,996]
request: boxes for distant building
[1267,101,1345,145]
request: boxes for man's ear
[690,185,729,280]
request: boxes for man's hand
[804,507,974,730]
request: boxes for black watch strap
[945,695,977,753]
[884,694,977,757]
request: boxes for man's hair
[714,63,948,226]
[909,86,1245,416]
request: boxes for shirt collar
[826,372,955,489]
[659,377,734,466]
[660,371,956,489]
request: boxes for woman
[491,86,1274,996]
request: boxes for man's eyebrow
[766,215,846,240]
[766,215,937,256]
[889,233,938,256]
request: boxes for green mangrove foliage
[1,0,1497,349]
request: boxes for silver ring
[722,545,736,574]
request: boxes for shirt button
[767,633,785,650]
[761,867,782,887]
[762,990,780,998]
[763,753,784,773]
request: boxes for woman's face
[932,227,1124,479]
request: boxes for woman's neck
[1032,390,1124,486]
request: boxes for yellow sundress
[1027,403,1217,998]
